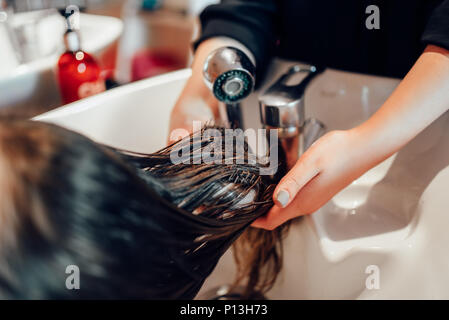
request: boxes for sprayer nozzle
[213,69,253,103]
[203,47,256,104]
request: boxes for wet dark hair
[116,127,290,297]
[0,119,287,299]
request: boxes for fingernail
[276,190,290,208]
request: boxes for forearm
[352,45,449,166]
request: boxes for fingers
[251,193,310,230]
[168,128,190,145]
[167,118,205,145]
[251,206,289,230]
[273,156,321,208]
[167,98,214,145]
[251,172,321,230]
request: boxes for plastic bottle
[57,11,105,104]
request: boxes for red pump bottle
[57,23,105,105]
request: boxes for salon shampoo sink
[34,63,449,299]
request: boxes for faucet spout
[259,65,326,169]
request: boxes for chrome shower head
[203,47,256,104]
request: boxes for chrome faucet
[259,65,326,168]
[203,47,326,170]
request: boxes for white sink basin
[35,69,189,152]
[35,64,449,299]
[0,11,123,115]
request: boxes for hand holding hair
[253,45,449,230]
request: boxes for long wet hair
[0,119,287,299]
[116,127,290,297]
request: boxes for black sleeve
[421,0,449,50]
[194,0,279,83]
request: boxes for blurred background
[0,0,217,118]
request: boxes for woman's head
[0,119,171,299]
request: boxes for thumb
[273,158,320,208]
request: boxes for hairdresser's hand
[253,45,449,230]
[167,37,234,145]
[168,38,224,145]
[252,129,378,230]
[168,74,218,144]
